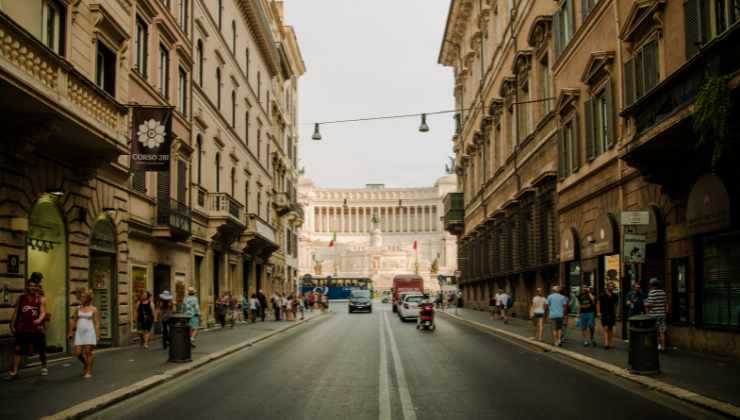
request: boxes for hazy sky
[285,0,455,188]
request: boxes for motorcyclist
[417,294,435,330]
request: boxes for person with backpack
[7,273,48,379]
[577,286,596,347]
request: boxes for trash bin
[168,314,192,363]
[628,315,659,374]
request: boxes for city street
[90,302,717,420]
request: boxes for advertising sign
[624,233,646,264]
[131,106,173,172]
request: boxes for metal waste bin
[168,314,192,363]
[628,315,659,374]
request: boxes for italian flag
[329,232,337,247]
[412,240,417,251]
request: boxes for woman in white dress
[68,288,99,378]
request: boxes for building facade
[441,0,740,357]
[0,0,303,368]
[297,176,458,292]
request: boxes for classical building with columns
[297,176,458,292]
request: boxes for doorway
[154,264,171,303]
[27,194,67,353]
[243,259,252,297]
[89,216,117,346]
[213,251,221,298]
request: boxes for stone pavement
[0,311,323,420]
[442,307,740,410]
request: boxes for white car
[398,293,425,321]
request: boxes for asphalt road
[91,302,720,420]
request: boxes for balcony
[155,199,192,241]
[242,213,279,260]
[273,191,291,215]
[206,192,245,245]
[620,23,740,193]
[443,192,465,236]
[0,11,128,169]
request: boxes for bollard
[628,315,660,374]
[168,314,192,363]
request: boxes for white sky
[285,0,455,188]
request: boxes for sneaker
[40,368,48,376]
[144,344,149,349]
[584,340,590,347]
[83,373,93,379]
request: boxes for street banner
[624,233,647,264]
[131,106,173,172]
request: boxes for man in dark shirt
[598,282,619,350]
[577,286,596,347]
[626,282,647,317]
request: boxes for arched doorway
[27,194,67,353]
[89,216,117,346]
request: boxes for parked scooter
[416,298,435,331]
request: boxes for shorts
[533,312,544,319]
[577,312,595,330]
[601,316,616,327]
[551,317,563,330]
[14,332,46,356]
[652,316,667,334]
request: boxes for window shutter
[157,171,171,225]
[553,10,562,57]
[177,160,187,203]
[584,97,595,161]
[133,171,146,193]
[557,128,565,179]
[623,57,635,106]
[605,78,615,149]
[643,40,659,93]
[572,113,581,173]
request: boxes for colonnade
[311,205,440,233]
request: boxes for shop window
[701,233,740,327]
[135,17,148,77]
[42,0,65,56]
[95,40,116,96]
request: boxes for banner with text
[131,106,173,172]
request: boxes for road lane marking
[379,311,391,420]
[383,312,418,420]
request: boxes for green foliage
[693,75,733,169]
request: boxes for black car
[348,290,372,313]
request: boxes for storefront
[26,194,68,354]
[89,216,117,346]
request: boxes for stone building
[441,0,740,357]
[297,176,458,292]
[0,0,304,368]
[440,0,560,315]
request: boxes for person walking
[157,291,174,349]
[307,292,315,312]
[257,290,267,322]
[183,287,200,347]
[497,289,511,324]
[215,293,227,327]
[136,291,154,349]
[281,293,290,320]
[69,288,99,379]
[530,288,546,341]
[545,285,568,347]
[626,282,647,318]
[291,294,299,321]
[227,292,238,328]
[272,293,281,321]
[561,287,573,344]
[298,294,305,320]
[576,286,596,347]
[320,292,329,313]
[598,282,619,350]
[249,294,260,323]
[242,293,250,323]
[7,273,48,379]
[645,278,668,351]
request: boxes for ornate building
[297,176,458,292]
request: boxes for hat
[159,290,173,300]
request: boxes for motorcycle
[416,302,435,331]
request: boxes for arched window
[230,167,236,196]
[196,40,203,87]
[215,152,221,192]
[196,134,203,185]
[231,90,237,127]
[231,20,236,52]
[216,67,221,110]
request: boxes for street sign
[621,211,650,225]
[624,233,646,263]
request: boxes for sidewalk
[0,312,322,420]
[442,307,740,411]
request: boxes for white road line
[379,311,392,420]
[383,312,418,420]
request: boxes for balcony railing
[208,192,244,226]
[156,198,191,238]
[0,11,128,153]
[622,23,740,137]
[443,192,465,235]
[247,213,277,244]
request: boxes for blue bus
[300,275,372,300]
